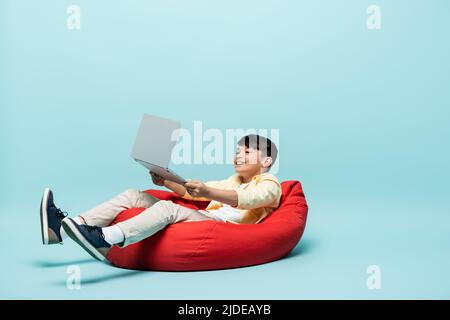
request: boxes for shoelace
[84,225,107,240]
[85,225,99,232]
[55,208,68,220]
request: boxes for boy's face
[233,145,269,178]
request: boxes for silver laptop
[131,114,187,185]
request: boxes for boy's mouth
[235,160,245,166]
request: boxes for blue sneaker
[62,218,112,263]
[40,188,68,245]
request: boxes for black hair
[237,134,278,168]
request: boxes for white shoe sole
[40,188,50,245]
[62,219,109,263]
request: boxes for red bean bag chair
[107,180,308,271]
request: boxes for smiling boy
[40,134,281,263]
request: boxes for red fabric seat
[107,180,308,271]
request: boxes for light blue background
[1,0,449,299]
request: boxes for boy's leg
[61,200,222,262]
[79,189,160,227]
[115,200,223,247]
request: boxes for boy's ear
[262,157,273,169]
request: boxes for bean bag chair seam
[186,221,218,265]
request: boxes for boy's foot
[40,188,68,245]
[62,218,112,263]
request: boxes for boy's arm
[150,171,187,197]
[202,187,238,207]
[163,180,187,197]
[184,180,238,207]
[185,178,282,209]
[233,180,281,209]
[153,171,236,205]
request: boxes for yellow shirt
[182,172,282,224]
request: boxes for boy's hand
[150,171,165,186]
[185,180,210,198]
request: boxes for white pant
[79,189,229,247]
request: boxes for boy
[40,134,281,263]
